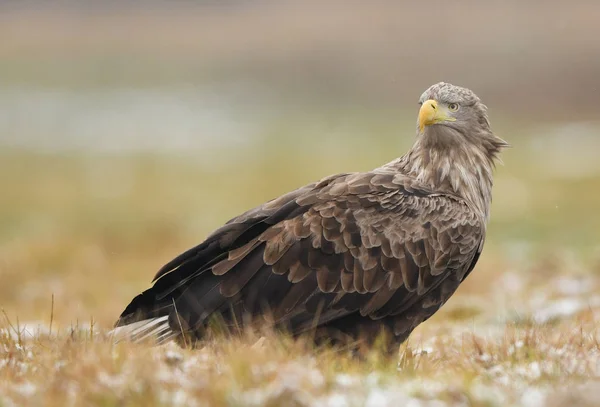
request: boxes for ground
[2,4,600,405]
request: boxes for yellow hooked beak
[418,99,456,133]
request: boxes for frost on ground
[2,267,600,406]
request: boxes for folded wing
[115,171,484,343]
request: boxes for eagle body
[115,82,507,349]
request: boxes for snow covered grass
[2,306,600,407]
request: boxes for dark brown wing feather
[116,170,484,343]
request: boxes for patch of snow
[164,350,184,367]
[364,389,390,407]
[526,362,541,380]
[233,360,325,406]
[319,393,350,407]
[469,382,508,406]
[520,387,547,407]
[486,365,511,386]
[13,381,37,397]
[0,321,50,341]
[478,353,492,363]
[533,298,585,323]
[554,276,593,296]
[168,389,196,407]
[97,371,127,389]
[54,360,67,370]
[507,341,523,356]
[364,389,414,407]
[335,374,358,387]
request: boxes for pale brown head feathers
[389,82,508,219]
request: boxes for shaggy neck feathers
[385,127,504,220]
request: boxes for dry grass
[2,4,600,404]
[2,306,600,406]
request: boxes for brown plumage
[114,82,508,350]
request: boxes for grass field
[2,113,600,406]
[2,3,600,404]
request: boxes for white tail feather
[108,316,173,344]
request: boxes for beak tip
[418,99,438,131]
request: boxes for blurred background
[1,1,599,330]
